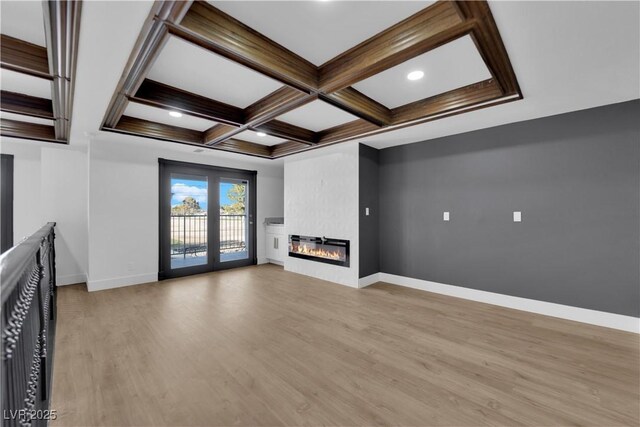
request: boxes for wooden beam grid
[100,0,521,158]
[0,2,82,144]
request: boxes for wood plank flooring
[50,264,639,426]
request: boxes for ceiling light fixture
[407,70,424,81]
[256,132,267,137]
[169,111,182,118]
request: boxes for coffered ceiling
[3,1,636,161]
[210,1,433,66]
[97,0,522,159]
[0,1,82,144]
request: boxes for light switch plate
[443,211,450,221]
[365,207,370,216]
[513,211,522,222]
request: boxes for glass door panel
[219,178,249,263]
[170,174,208,269]
[160,159,256,280]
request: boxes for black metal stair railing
[1,223,57,426]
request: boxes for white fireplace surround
[284,143,360,287]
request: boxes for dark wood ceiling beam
[0,35,51,79]
[244,87,314,124]
[392,79,503,124]
[171,2,318,92]
[107,116,271,158]
[0,91,54,119]
[43,0,83,141]
[0,119,58,143]
[252,120,316,145]
[113,115,203,144]
[318,2,472,93]
[132,79,244,125]
[102,1,193,128]
[215,139,272,158]
[265,83,518,158]
[310,80,508,147]
[320,88,391,126]
[270,141,310,158]
[455,2,521,96]
[317,120,381,145]
[203,123,241,144]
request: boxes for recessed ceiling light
[169,111,182,118]
[407,70,424,81]
[256,132,267,137]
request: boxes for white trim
[377,273,640,334]
[87,272,157,292]
[265,259,284,266]
[358,273,381,288]
[57,273,87,286]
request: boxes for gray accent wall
[377,100,640,317]
[359,144,380,278]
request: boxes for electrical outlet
[365,207,370,216]
[443,211,450,221]
[513,211,522,222]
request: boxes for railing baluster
[1,223,57,426]
[168,214,248,263]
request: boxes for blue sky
[219,183,233,206]
[170,179,234,210]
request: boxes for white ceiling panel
[211,1,433,66]
[124,102,217,131]
[353,35,492,109]
[147,36,282,108]
[0,69,51,99]
[0,111,53,126]
[0,1,46,47]
[277,100,359,132]
[234,130,286,146]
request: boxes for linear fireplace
[289,235,350,267]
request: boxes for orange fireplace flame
[291,243,344,260]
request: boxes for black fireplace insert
[288,235,350,267]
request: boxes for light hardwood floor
[50,264,639,426]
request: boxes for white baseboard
[375,273,639,334]
[87,272,157,292]
[358,273,381,288]
[57,273,87,286]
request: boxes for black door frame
[158,158,257,280]
[1,154,14,253]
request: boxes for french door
[158,159,256,280]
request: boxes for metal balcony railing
[1,222,57,426]
[170,214,247,259]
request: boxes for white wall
[284,142,359,287]
[1,133,284,291]
[87,135,284,291]
[0,139,89,285]
[40,147,89,285]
